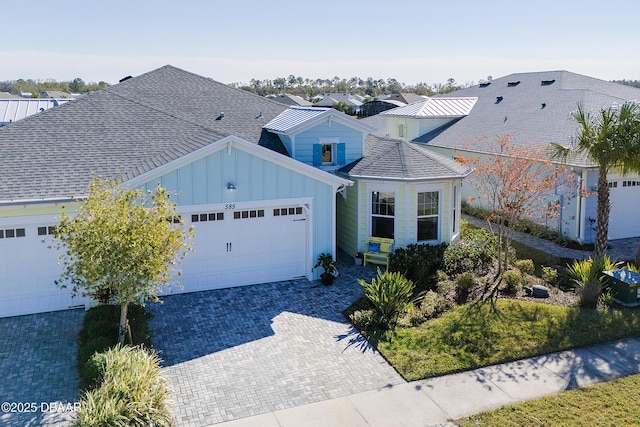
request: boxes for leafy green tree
[550,102,640,257]
[69,77,87,92]
[53,176,193,345]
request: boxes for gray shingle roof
[339,135,471,180]
[421,70,640,167]
[0,65,288,202]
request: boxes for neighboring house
[40,90,77,99]
[359,99,406,118]
[270,94,312,107]
[0,92,22,99]
[385,93,427,104]
[381,96,478,141]
[313,93,365,113]
[0,99,68,126]
[0,66,350,318]
[391,71,640,243]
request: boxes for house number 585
[225,204,236,209]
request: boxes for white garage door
[608,180,640,240]
[173,203,309,294]
[0,221,88,318]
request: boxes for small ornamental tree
[457,135,576,275]
[53,176,193,345]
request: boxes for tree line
[229,75,469,98]
[3,75,638,100]
[0,78,109,97]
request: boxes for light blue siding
[294,121,363,165]
[139,145,337,277]
[279,134,293,156]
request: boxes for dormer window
[398,124,406,138]
[314,137,345,167]
[322,144,333,164]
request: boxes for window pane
[372,216,394,239]
[417,191,438,216]
[418,217,438,241]
[372,191,395,216]
[322,144,332,163]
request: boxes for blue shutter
[313,144,322,166]
[337,143,346,165]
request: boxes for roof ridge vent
[479,81,491,87]
[541,79,556,86]
[507,80,521,87]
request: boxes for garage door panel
[0,227,87,318]
[176,204,308,293]
[608,183,640,239]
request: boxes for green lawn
[364,299,640,381]
[457,373,640,426]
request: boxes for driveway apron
[0,309,83,427]
[149,261,404,426]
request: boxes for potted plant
[354,252,364,266]
[314,252,338,286]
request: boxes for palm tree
[550,102,640,257]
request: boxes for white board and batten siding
[0,212,88,318]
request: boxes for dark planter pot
[321,274,334,286]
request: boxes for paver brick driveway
[149,260,404,426]
[0,309,83,427]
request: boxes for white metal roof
[263,106,330,133]
[381,96,478,118]
[0,99,69,125]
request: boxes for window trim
[370,189,396,239]
[416,189,441,243]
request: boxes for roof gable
[125,135,352,191]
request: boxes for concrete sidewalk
[215,338,640,427]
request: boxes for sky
[3,0,640,87]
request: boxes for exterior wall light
[227,182,236,190]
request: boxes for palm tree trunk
[594,168,610,258]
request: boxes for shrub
[514,259,535,275]
[566,256,619,288]
[455,272,475,303]
[444,229,496,276]
[359,268,415,327]
[349,309,381,330]
[74,346,172,427]
[78,336,114,390]
[502,269,523,295]
[388,243,447,292]
[77,304,153,391]
[541,266,558,284]
[419,290,452,320]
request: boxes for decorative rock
[531,284,550,298]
